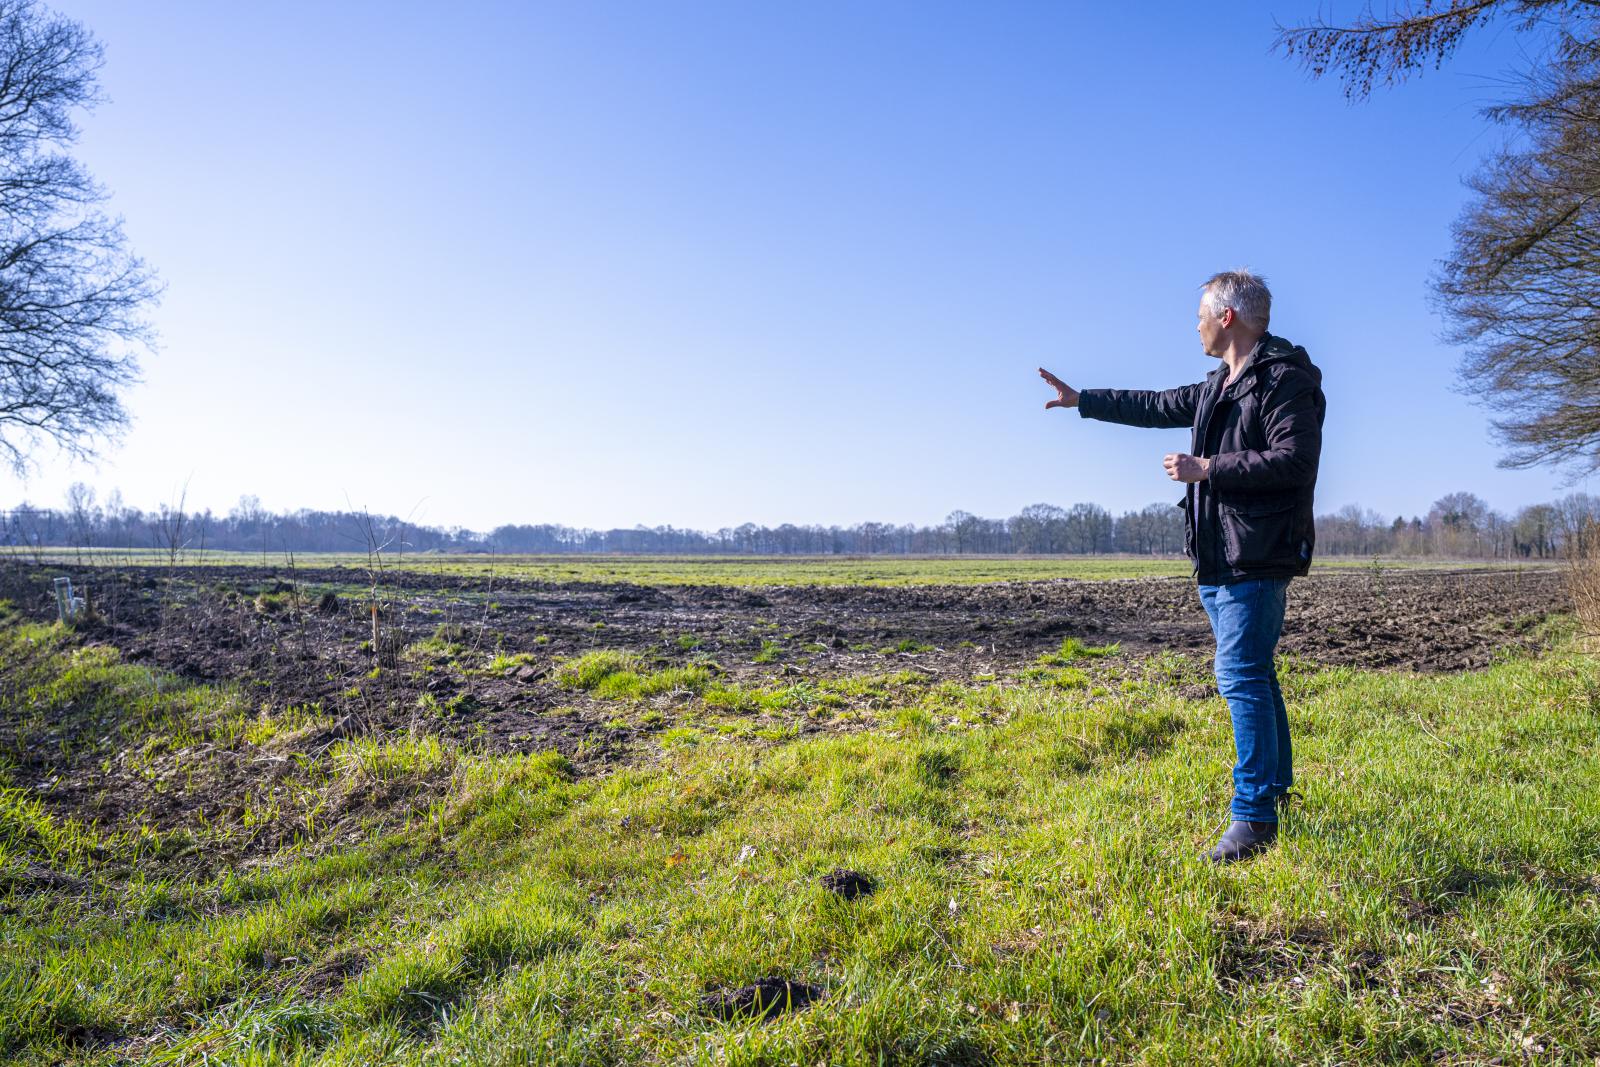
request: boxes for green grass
[18,549,1556,587]
[553,650,644,691]
[878,639,935,655]
[1036,637,1121,664]
[2,616,1598,1063]
[475,651,539,677]
[554,651,714,701]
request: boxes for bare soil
[0,563,1569,863]
[1,563,1569,736]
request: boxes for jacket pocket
[1218,497,1298,569]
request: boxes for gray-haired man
[1038,271,1326,863]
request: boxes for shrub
[1566,520,1600,649]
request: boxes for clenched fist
[1163,453,1210,483]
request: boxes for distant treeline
[4,487,1598,560]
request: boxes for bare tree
[1441,27,1600,471]
[151,483,188,567]
[1011,503,1068,554]
[1428,490,1492,556]
[5,501,44,563]
[1514,502,1560,556]
[0,0,160,472]
[1063,503,1114,554]
[150,481,188,628]
[1277,2,1600,473]
[945,510,978,554]
[1275,1,1548,100]
[63,479,92,558]
[353,506,399,666]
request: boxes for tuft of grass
[478,651,539,676]
[431,622,470,645]
[1036,637,1120,665]
[553,651,712,700]
[594,666,713,701]
[403,623,472,663]
[1020,665,1091,689]
[253,591,294,615]
[701,682,806,714]
[333,735,454,783]
[553,650,641,690]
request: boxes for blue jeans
[1198,578,1292,823]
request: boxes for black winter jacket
[1077,333,1325,584]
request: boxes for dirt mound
[699,977,826,1021]
[820,869,877,899]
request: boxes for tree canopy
[1278,1,1600,473]
[0,0,158,473]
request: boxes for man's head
[1196,269,1271,357]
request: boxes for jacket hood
[1211,331,1320,390]
[1250,332,1320,385]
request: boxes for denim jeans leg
[1198,578,1290,823]
[1268,670,1292,794]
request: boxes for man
[1037,270,1325,864]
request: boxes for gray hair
[1201,269,1271,331]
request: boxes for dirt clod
[324,714,360,740]
[820,868,876,899]
[699,977,825,1020]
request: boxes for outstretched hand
[1038,367,1078,410]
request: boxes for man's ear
[1219,307,1235,328]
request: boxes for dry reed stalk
[1563,518,1600,650]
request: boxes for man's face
[1196,296,1227,358]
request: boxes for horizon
[5,484,1585,537]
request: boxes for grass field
[12,549,1558,587]
[2,606,1596,1064]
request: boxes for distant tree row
[1315,491,1600,560]
[2,490,470,560]
[4,486,1599,561]
[475,501,1186,557]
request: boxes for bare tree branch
[1281,3,1600,475]
[0,0,158,474]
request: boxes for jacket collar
[1220,332,1275,399]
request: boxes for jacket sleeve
[1207,369,1322,491]
[1077,381,1206,429]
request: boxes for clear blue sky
[2,0,1585,531]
